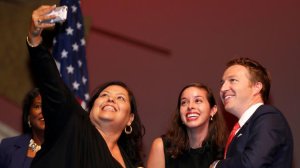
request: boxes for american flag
[52,0,90,109]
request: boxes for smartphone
[42,6,68,24]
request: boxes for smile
[102,105,116,112]
[186,112,200,120]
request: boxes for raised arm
[27,5,56,47]
[27,5,83,143]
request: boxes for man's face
[220,65,257,118]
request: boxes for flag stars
[61,49,68,58]
[66,27,74,35]
[72,81,80,90]
[81,38,86,46]
[77,22,82,30]
[82,76,87,84]
[71,5,77,13]
[53,2,89,110]
[72,43,79,51]
[66,65,74,74]
[84,93,90,101]
[81,101,87,110]
[78,60,82,67]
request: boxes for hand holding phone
[42,6,68,24]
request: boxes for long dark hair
[88,81,145,167]
[22,88,41,134]
[164,83,228,158]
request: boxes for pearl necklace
[28,139,41,152]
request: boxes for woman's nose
[187,102,194,110]
[107,96,115,102]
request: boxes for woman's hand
[27,5,57,47]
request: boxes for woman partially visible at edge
[26,5,145,168]
[0,88,44,168]
[147,83,228,168]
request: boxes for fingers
[35,5,57,23]
[30,5,57,36]
[28,5,57,47]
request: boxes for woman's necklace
[28,139,41,152]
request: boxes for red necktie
[224,122,240,159]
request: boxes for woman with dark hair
[147,83,228,168]
[26,5,145,168]
[0,88,44,168]
[88,81,145,167]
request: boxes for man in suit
[210,57,293,168]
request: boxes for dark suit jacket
[0,134,32,168]
[217,105,293,168]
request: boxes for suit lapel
[10,134,31,167]
[226,105,266,158]
[227,122,248,157]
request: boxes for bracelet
[26,36,41,47]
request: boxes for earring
[210,115,214,121]
[28,120,32,127]
[124,125,132,134]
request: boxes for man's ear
[253,82,263,95]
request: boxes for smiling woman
[89,85,134,129]
[26,5,145,168]
[147,83,228,168]
[0,88,44,168]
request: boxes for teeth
[103,106,115,112]
[187,113,199,118]
[224,96,232,100]
[40,118,44,121]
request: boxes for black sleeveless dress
[162,136,223,168]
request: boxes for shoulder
[251,104,287,122]
[1,135,22,146]
[0,135,22,155]
[248,105,292,138]
[148,137,164,156]
[151,137,164,150]
[147,137,165,168]
[0,134,30,149]
[256,104,280,113]
[0,134,31,168]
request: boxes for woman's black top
[28,44,134,168]
[162,136,223,168]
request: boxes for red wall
[1,0,299,166]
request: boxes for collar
[238,103,263,128]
